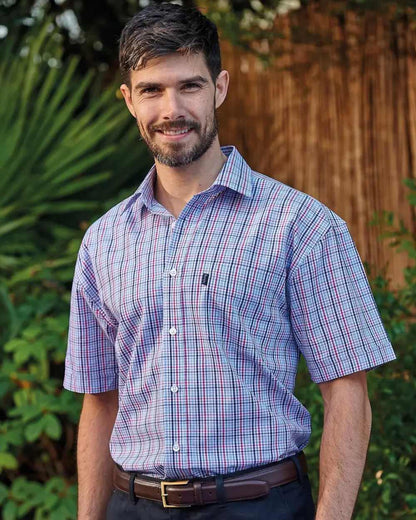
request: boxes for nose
[161,89,185,121]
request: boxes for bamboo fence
[218,6,416,285]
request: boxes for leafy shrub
[0,23,149,520]
[0,284,79,520]
[0,23,150,276]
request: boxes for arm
[77,389,119,520]
[315,371,372,520]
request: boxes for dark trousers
[106,475,315,519]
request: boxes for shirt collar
[213,146,253,197]
[121,146,253,215]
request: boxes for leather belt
[113,453,307,508]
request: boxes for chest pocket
[206,258,280,315]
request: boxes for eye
[182,82,201,91]
[140,87,160,96]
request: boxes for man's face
[120,52,228,168]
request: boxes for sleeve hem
[307,342,396,384]
[63,370,118,394]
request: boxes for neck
[153,139,227,218]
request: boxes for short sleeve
[64,242,118,393]
[288,222,396,383]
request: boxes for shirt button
[170,384,178,393]
[169,327,177,336]
[171,221,176,229]
[169,268,177,277]
[172,443,180,452]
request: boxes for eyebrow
[133,75,209,92]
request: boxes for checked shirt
[64,146,395,479]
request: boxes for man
[64,3,396,519]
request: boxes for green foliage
[296,180,416,519]
[0,477,77,520]
[205,0,287,62]
[0,22,150,520]
[0,284,82,519]
[0,22,150,275]
[356,272,416,519]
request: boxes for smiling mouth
[159,128,191,136]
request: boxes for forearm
[316,373,372,520]
[77,390,118,520]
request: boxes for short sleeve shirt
[64,146,395,479]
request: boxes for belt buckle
[160,480,191,508]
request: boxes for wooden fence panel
[218,7,416,285]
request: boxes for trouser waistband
[113,452,308,508]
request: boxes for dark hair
[119,2,221,86]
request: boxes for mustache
[149,120,200,132]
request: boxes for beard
[137,113,218,168]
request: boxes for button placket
[163,204,206,472]
[163,218,181,470]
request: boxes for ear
[214,70,229,109]
[119,84,136,118]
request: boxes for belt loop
[193,481,204,505]
[215,475,226,504]
[290,454,304,484]
[129,473,138,504]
